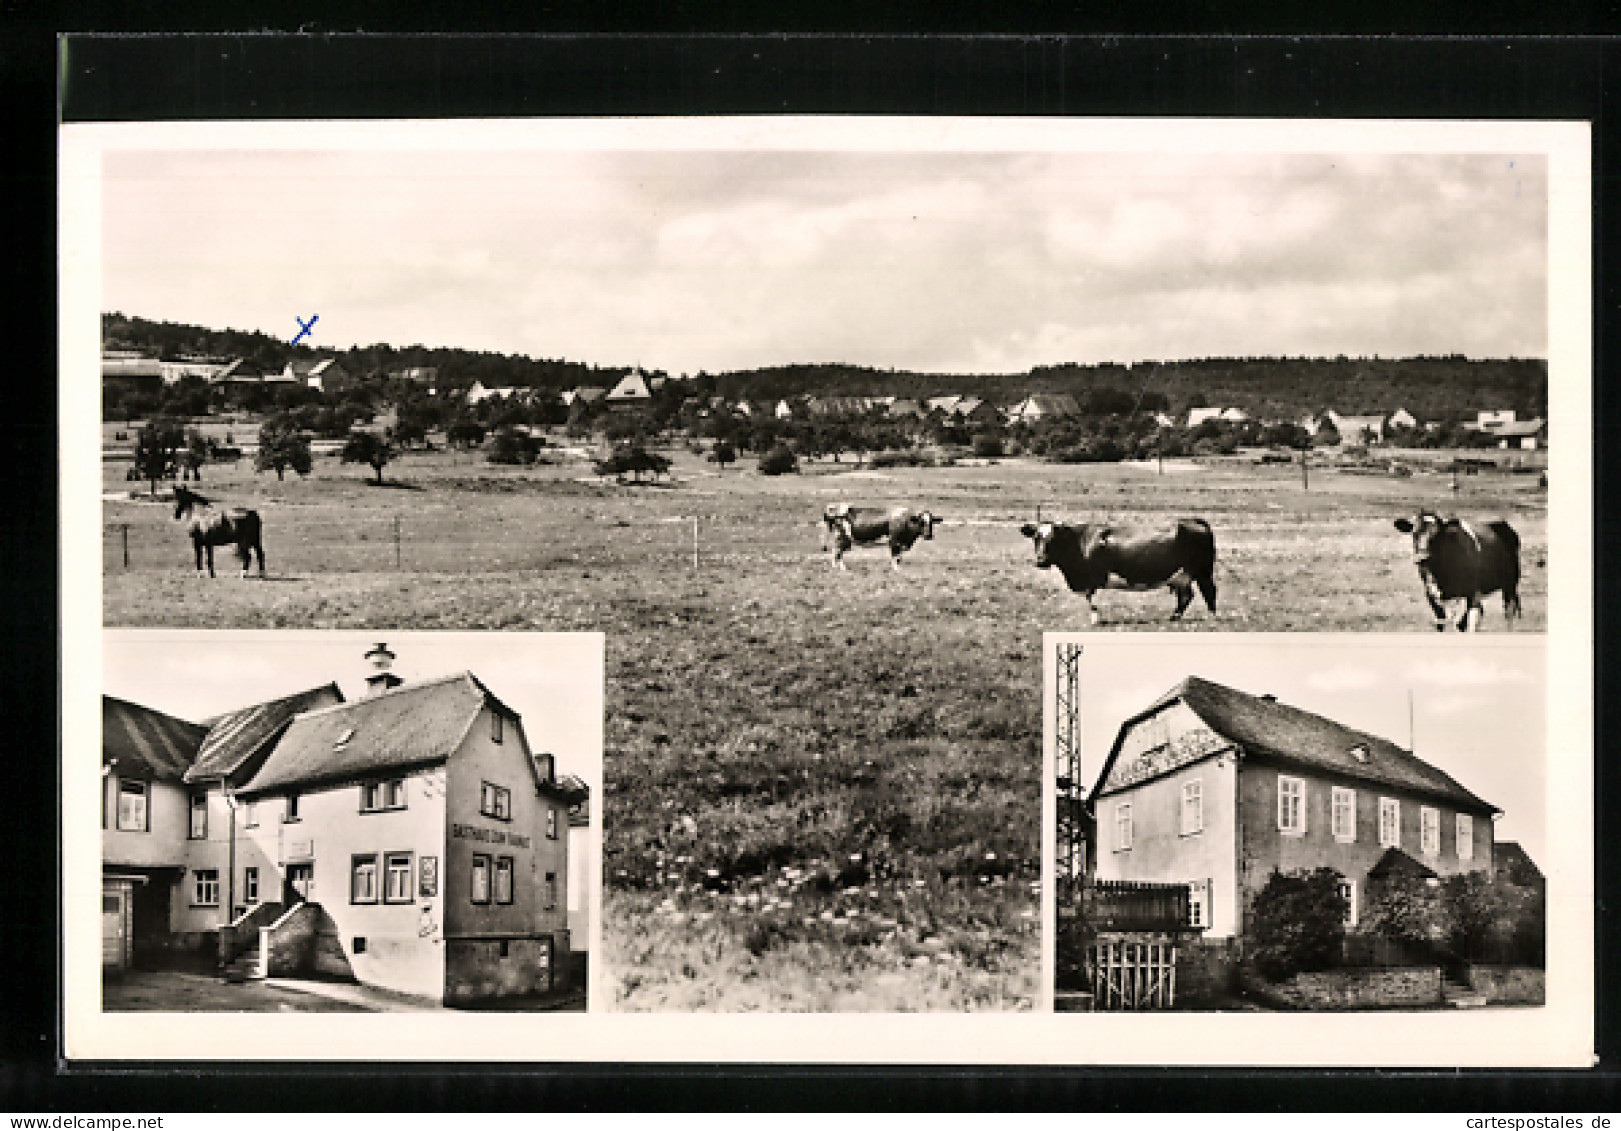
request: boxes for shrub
[971,433,1004,458]
[708,439,737,469]
[869,449,934,469]
[1249,867,1348,981]
[757,444,798,476]
[487,426,544,466]
[594,444,671,482]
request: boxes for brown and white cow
[1394,510,1521,631]
[1019,518,1217,624]
[823,504,938,571]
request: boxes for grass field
[100,444,1547,1011]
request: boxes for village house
[1387,408,1419,432]
[1326,410,1386,445]
[103,645,588,1006]
[102,355,166,399]
[927,395,963,416]
[1091,676,1497,941]
[102,697,211,972]
[1185,406,1224,429]
[283,358,355,395]
[1009,394,1081,423]
[1481,417,1547,451]
[605,371,653,410]
[949,397,1003,428]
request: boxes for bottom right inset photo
[1047,634,1551,1015]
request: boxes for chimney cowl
[363,643,404,696]
[1259,693,1278,702]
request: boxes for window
[284,793,301,823]
[242,800,258,828]
[351,854,379,903]
[189,793,208,839]
[480,782,511,821]
[192,869,219,907]
[1187,880,1209,929]
[362,779,407,813]
[1338,880,1359,927]
[1379,797,1400,847]
[1421,807,1440,856]
[116,779,148,832]
[544,872,557,911]
[471,855,491,904]
[1277,776,1305,835]
[491,712,504,743]
[535,752,555,782]
[1180,780,1203,836]
[352,936,367,955]
[1457,814,1474,861]
[244,867,259,904]
[1114,803,1133,852]
[546,808,559,841]
[384,853,413,904]
[494,857,514,905]
[1331,787,1357,843]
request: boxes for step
[1444,992,1490,1009]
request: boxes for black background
[9,21,1620,1112]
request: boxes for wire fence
[103,511,831,577]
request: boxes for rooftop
[185,683,345,783]
[103,696,209,781]
[1097,675,1498,814]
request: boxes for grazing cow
[173,485,266,578]
[823,504,938,570]
[1019,518,1217,625]
[1393,510,1521,630]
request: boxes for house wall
[568,823,590,953]
[1234,759,1494,935]
[103,774,190,870]
[1095,749,1240,938]
[442,704,571,999]
[239,768,448,1000]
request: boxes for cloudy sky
[103,630,603,792]
[101,147,1547,375]
[1057,637,1547,865]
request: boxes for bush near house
[1359,872,1545,968]
[1249,867,1348,981]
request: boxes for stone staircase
[1441,967,1489,1009]
[217,900,285,984]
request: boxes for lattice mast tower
[1055,642,1084,904]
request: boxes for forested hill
[104,313,1546,421]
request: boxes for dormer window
[491,712,504,744]
[335,727,356,749]
[1350,744,1370,764]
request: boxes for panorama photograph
[83,123,1556,1012]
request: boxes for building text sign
[450,822,532,849]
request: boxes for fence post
[121,523,130,569]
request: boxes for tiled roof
[103,696,209,781]
[185,683,344,783]
[1098,676,1497,814]
[238,672,494,796]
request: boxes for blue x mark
[292,314,319,345]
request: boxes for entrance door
[102,886,128,970]
[285,864,313,904]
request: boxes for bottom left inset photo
[93,630,603,1014]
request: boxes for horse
[173,485,266,578]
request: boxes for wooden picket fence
[1090,938,1178,1010]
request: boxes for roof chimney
[1259,693,1278,702]
[363,642,403,697]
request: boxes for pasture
[100,446,1547,1010]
